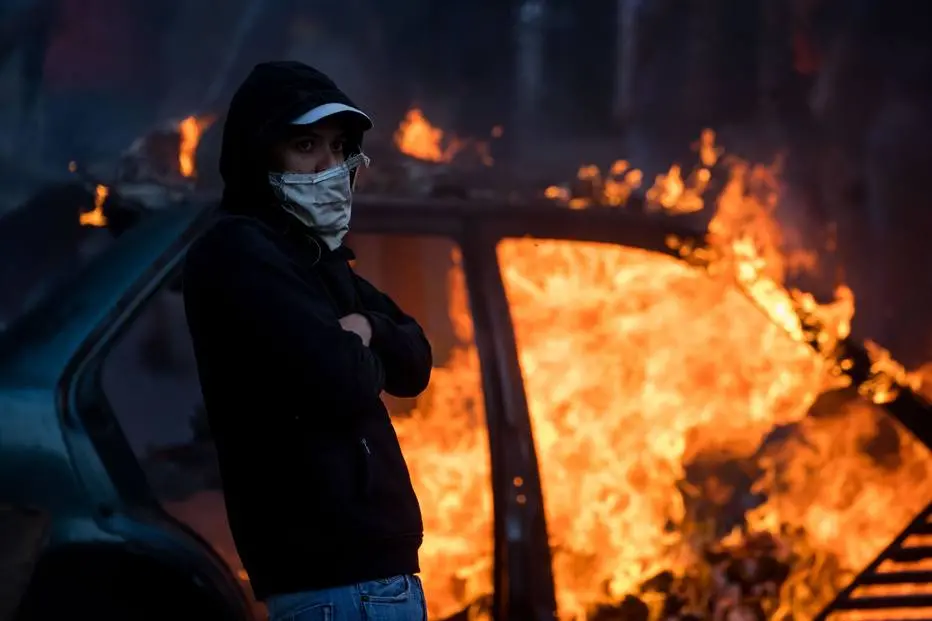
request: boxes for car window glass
[98,281,254,597]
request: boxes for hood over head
[218,61,372,217]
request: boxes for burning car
[2,121,932,621]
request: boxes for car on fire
[0,191,702,620]
[1,187,930,621]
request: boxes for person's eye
[331,140,345,154]
[294,139,315,153]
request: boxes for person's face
[272,117,346,173]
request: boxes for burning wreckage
[3,109,932,621]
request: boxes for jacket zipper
[359,437,372,496]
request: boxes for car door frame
[57,204,254,618]
[351,204,558,620]
[57,198,563,621]
[355,198,707,620]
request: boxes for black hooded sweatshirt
[182,62,431,600]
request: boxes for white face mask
[268,153,370,250]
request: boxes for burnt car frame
[0,195,927,620]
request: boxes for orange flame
[394,108,459,163]
[393,108,496,166]
[397,130,931,620]
[178,115,212,178]
[79,184,109,227]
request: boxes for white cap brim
[291,103,373,128]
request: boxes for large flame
[390,127,932,620]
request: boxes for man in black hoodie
[182,61,431,620]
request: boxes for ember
[385,123,932,620]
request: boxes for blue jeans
[266,575,428,621]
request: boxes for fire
[544,131,725,213]
[604,160,643,206]
[392,130,932,620]
[497,237,821,617]
[695,127,723,168]
[178,115,212,178]
[394,108,460,163]
[392,253,493,619]
[545,162,644,210]
[393,108,497,166]
[79,184,109,227]
[497,232,930,619]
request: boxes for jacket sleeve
[183,220,385,416]
[353,274,433,398]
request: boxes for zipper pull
[360,438,371,455]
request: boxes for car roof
[351,194,707,246]
[0,194,705,390]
